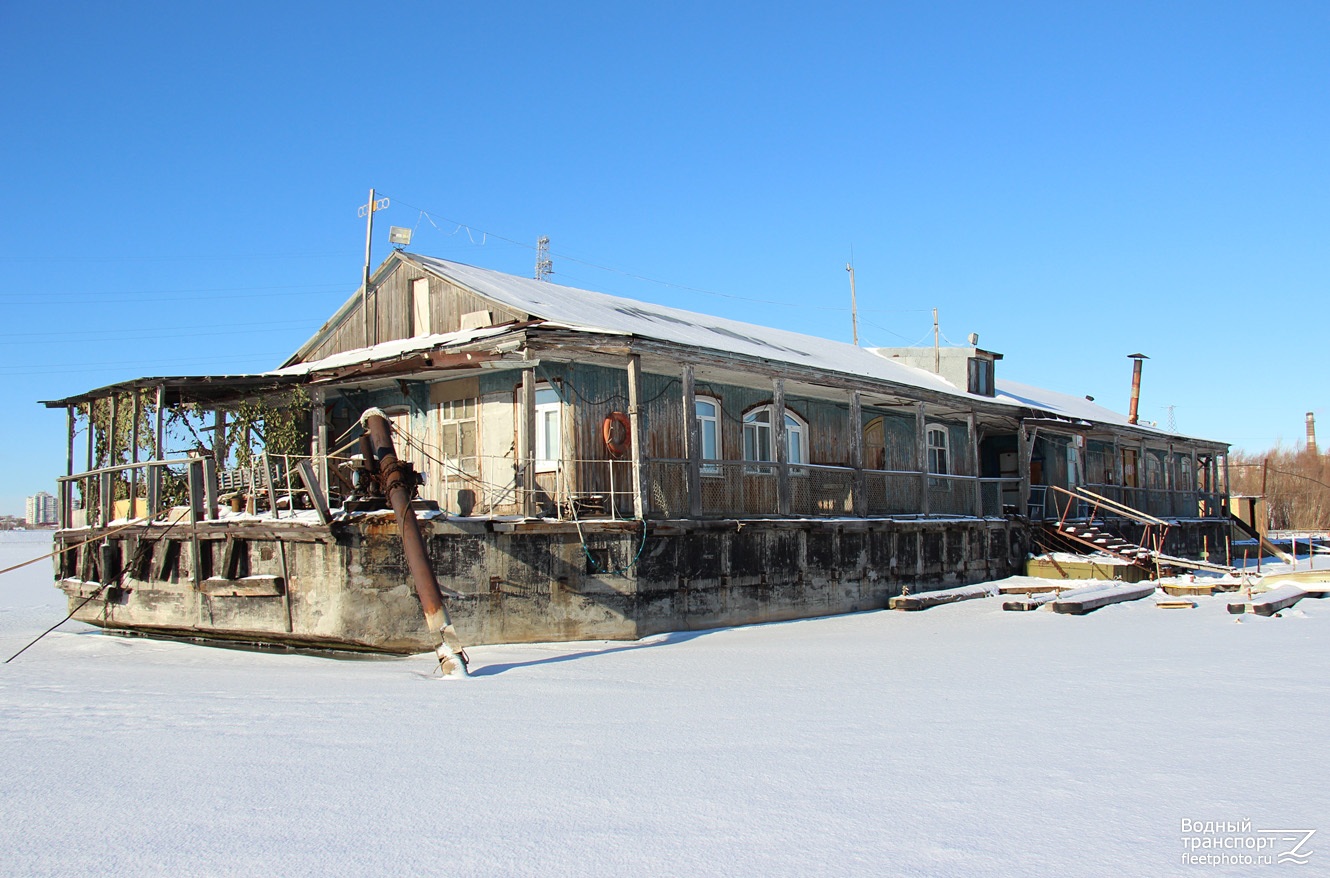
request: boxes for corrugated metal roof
[407,254,963,393]
[405,255,1213,442]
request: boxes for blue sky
[1,1,1326,514]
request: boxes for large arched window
[743,405,808,471]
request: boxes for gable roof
[277,252,1220,445]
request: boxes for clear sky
[1,1,1326,515]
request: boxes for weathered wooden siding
[300,264,528,363]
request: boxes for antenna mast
[535,236,552,281]
[358,188,389,348]
[845,263,859,345]
[932,308,940,373]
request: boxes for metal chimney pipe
[1127,354,1148,425]
[1308,412,1318,455]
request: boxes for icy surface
[2,531,1327,877]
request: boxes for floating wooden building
[43,252,1233,652]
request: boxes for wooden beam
[849,391,865,517]
[130,389,141,521]
[773,378,790,515]
[520,367,536,518]
[916,401,929,516]
[1051,582,1156,614]
[63,406,74,529]
[627,354,648,520]
[967,412,982,517]
[682,363,701,518]
[149,384,165,516]
[889,583,996,611]
[1017,424,1031,518]
[295,459,332,525]
[311,387,328,501]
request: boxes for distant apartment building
[25,491,57,526]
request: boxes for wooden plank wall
[300,265,529,364]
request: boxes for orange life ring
[602,411,631,458]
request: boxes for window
[696,396,721,475]
[534,386,562,472]
[743,405,807,472]
[1179,456,1193,491]
[438,397,478,474]
[927,424,949,488]
[967,357,994,396]
[1144,452,1162,490]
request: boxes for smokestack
[1127,353,1148,425]
[1308,412,1318,455]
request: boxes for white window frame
[696,396,722,476]
[926,423,950,489]
[534,385,563,473]
[743,404,808,474]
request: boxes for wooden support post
[85,401,97,526]
[130,389,141,521]
[187,458,204,588]
[1139,440,1149,514]
[916,402,929,517]
[520,367,536,518]
[107,394,119,518]
[295,459,332,525]
[627,354,648,520]
[100,471,113,523]
[204,457,219,521]
[1112,436,1123,500]
[967,412,982,517]
[1164,442,1175,517]
[682,364,702,518]
[262,451,279,519]
[849,391,865,517]
[1017,423,1030,519]
[773,378,790,516]
[311,387,328,508]
[63,406,75,529]
[149,385,165,516]
[1221,452,1230,516]
[277,539,294,633]
[1197,449,1207,518]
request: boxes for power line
[389,194,937,315]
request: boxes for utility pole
[845,263,859,345]
[535,236,552,281]
[358,188,389,348]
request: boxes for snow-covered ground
[2,530,1326,877]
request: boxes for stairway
[1045,521,1156,569]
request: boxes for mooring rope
[3,513,186,664]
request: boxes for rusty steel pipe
[362,410,447,628]
[360,408,466,674]
[1127,353,1148,425]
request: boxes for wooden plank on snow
[889,583,996,611]
[1050,582,1156,614]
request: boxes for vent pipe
[1127,353,1148,425]
[1308,412,1318,455]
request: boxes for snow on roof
[272,324,512,376]
[276,253,1218,444]
[407,254,966,397]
